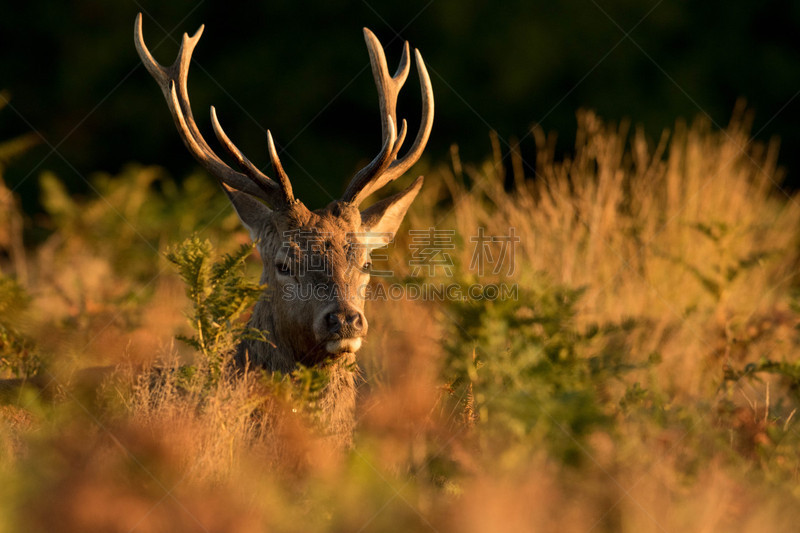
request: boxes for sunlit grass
[2,107,800,531]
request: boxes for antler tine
[343,29,434,206]
[389,119,408,163]
[134,13,286,206]
[367,29,410,147]
[266,131,295,204]
[342,115,397,200]
[209,106,283,199]
[369,49,434,190]
[340,30,407,204]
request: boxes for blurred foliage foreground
[2,106,800,532]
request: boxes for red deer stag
[134,14,433,439]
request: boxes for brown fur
[235,200,402,443]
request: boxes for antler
[133,13,294,207]
[342,28,434,207]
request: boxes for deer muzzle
[318,307,368,355]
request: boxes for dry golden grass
[2,109,800,532]
[423,107,800,398]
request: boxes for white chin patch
[325,338,362,354]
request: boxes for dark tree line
[1,0,798,211]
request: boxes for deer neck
[236,297,291,372]
[235,298,358,443]
[318,353,357,444]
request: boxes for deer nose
[326,310,365,336]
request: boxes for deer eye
[275,262,293,277]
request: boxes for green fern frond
[167,235,265,386]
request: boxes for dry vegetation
[3,107,800,532]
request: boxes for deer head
[134,14,434,373]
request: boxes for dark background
[1,0,799,211]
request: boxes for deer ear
[223,185,272,240]
[360,176,423,249]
